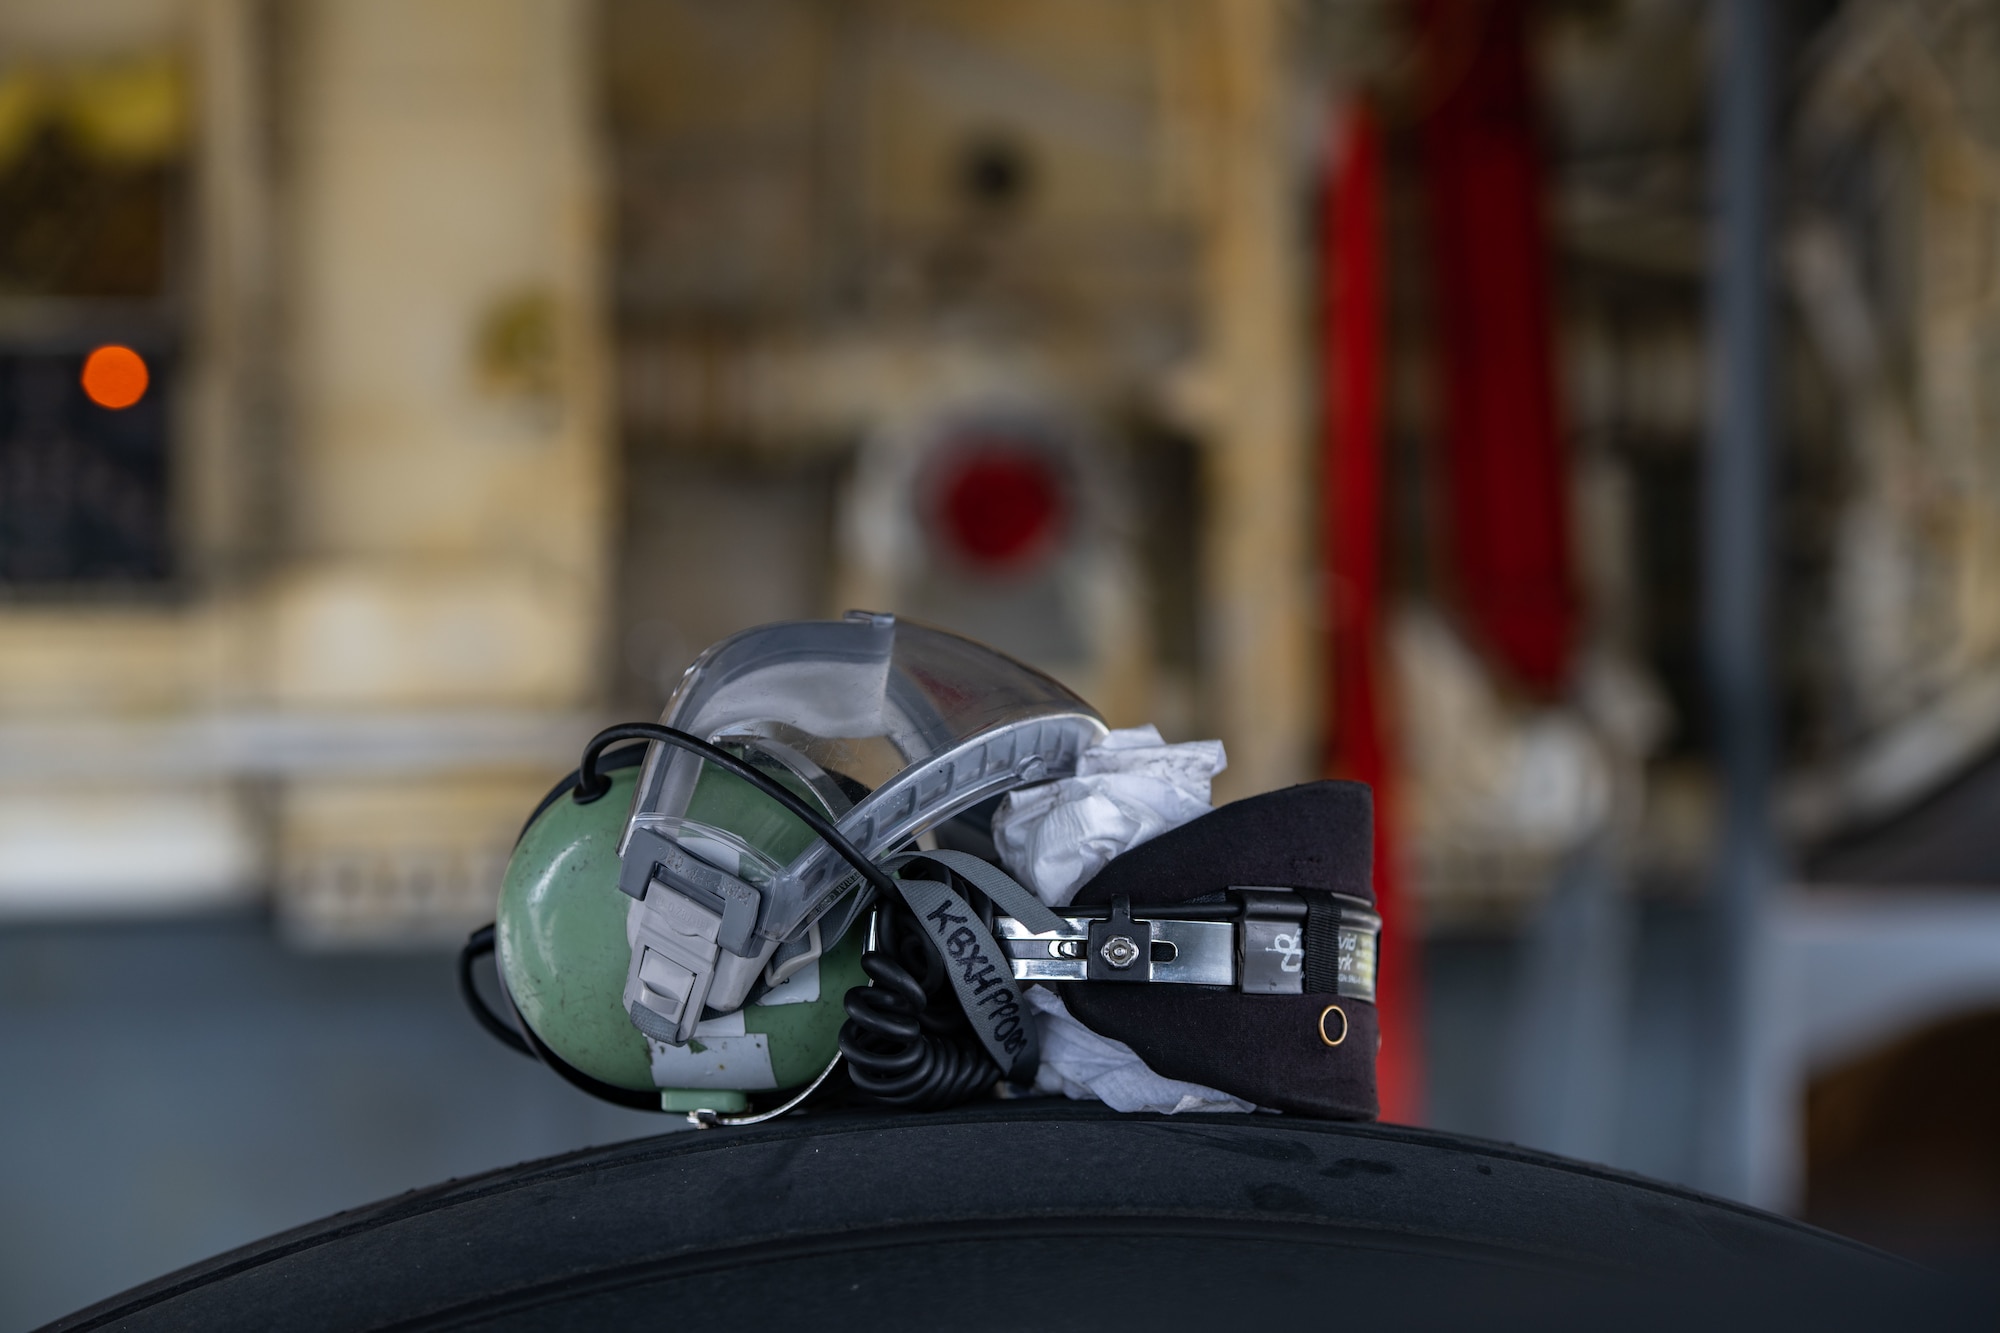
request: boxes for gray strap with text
[893,849,1070,936]
[885,852,1049,1080]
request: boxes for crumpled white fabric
[1026,986,1256,1115]
[993,724,1227,908]
[990,725,1250,1114]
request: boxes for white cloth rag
[992,725,1250,1114]
[1026,986,1256,1115]
[992,724,1227,908]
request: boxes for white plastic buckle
[624,882,723,1045]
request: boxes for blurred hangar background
[8,0,2000,1323]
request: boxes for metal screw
[1099,935,1141,969]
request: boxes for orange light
[81,345,149,410]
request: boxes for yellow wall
[0,0,613,939]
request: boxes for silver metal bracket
[998,915,1235,985]
[995,888,1381,999]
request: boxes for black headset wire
[458,924,531,1056]
[517,739,650,841]
[571,722,902,904]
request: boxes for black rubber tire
[43,1104,1972,1332]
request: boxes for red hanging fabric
[1418,0,1575,694]
[1323,98,1423,1124]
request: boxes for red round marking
[81,345,150,410]
[934,446,1066,572]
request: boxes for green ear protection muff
[475,749,869,1119]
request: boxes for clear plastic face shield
[616,612,1107,1044]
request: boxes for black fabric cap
[1057,780,1379,1120]
[1070,779,1374,907]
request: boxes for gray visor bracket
[621,614,1108,956]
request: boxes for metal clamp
[1086,896,1152,981]
[995,887,1381,1000]
[997,914,1234,986]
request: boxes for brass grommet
[1318,1004,1348,1047]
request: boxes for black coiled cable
[838,888,1000,1109]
